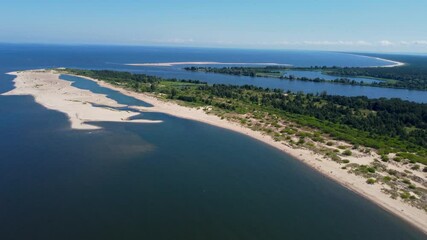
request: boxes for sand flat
[4,70,162,129]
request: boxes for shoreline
[371,57,406,68]
[4,69,427,234]
[352,54,406,68]
[125,56,405,68]
[125,61,292,67]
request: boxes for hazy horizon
[1,0,426,53]
[1,42,426,57]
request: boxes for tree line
[185,60,427,90]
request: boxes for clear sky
[1,0,426,52]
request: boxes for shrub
[330,154,341,162]
[366,178,376,184]
[367,167,376,173]
[383,176,392,182]
[411,164,420,170]
[342,150,352,156]
[381,155,389,162]
[342,159,350,164]
[400,192,410,199]
[326,141,334,146]
[311,136,324,143]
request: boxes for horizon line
[0,41,425,56]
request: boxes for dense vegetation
[311,66,427,90]
[64,69,427,164]
[185,66,375,86]
[185,54,427,90]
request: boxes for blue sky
[1,0,426,52]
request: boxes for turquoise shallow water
[60,74,152,107]
[0,44,426,239]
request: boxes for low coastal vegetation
[62,68,427,211]
[184,54,427,91]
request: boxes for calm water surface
[283,70,381,83]
[129,67,426,103]
[0,44,426,239]
[59,74,152,107]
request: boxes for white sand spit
[3,70,162,129]
[126,62,291,67]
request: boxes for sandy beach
[126,56,404,68]
[3,69,426,234]
[126,61,291,67]
[350,54,406,68]
[371,57,406,68]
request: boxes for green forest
[63,69,427,164]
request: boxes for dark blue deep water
[0,44,426,239]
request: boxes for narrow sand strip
[371,57,406,68]
[350,54,406,68]
[126,62,291,67]
[126,57,404,68]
